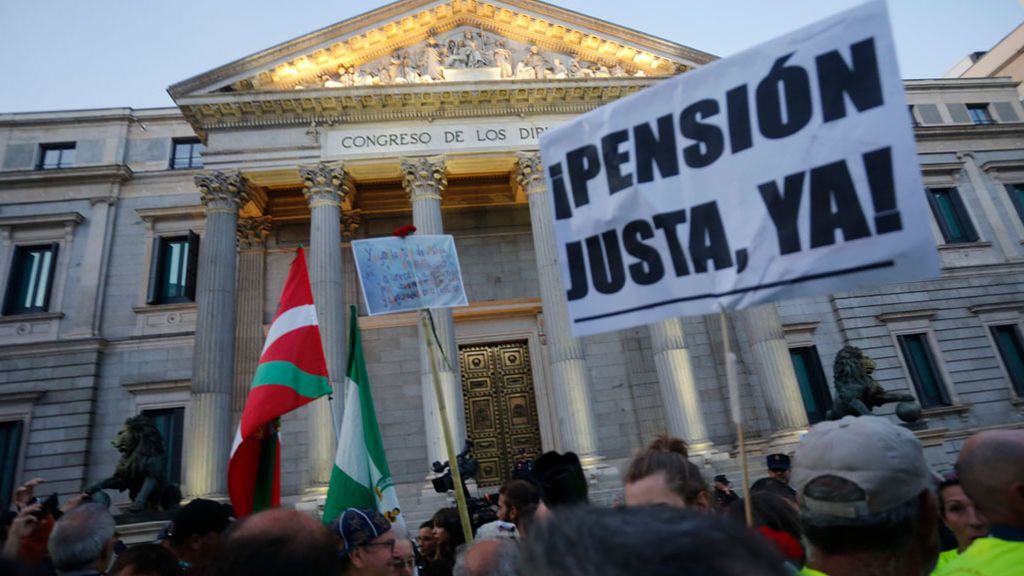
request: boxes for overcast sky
[0,0,1020,113]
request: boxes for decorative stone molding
[300,162,350,207]
[514,151,544,194]
[236,216,273,249]
[401,156,447,201]
[194,171,249,213]
[341,209,362,238]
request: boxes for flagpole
[420,309,474,545]
[720,306,753,528]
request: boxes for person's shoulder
[936,537,1024,575]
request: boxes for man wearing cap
[937,429,1024,575]
[713,474,740,509]
[337,507,399,576]
[764,454,797,495]
[162,498,233,575]
[792,416,939,576]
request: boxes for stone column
[401,156,466,466]
[515,153,599,459]
[739,304,808,433]
[649,319,711,446]
[187,171,249,497]
[300,162,349,488]
[233,216,272,420]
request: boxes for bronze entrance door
[459,340,542,487]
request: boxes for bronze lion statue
[829,345,919,422]
[85,415,181,512]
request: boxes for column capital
[195,171,249,214]
[236,216,273,249]
[300,162,350,207]
[515,152,546,195]
[400,156,447,202]
[342,209,362,239]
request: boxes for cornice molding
[0,165,133,188]
[912,122,1024,142]
[0,212,84,229]
[177,77,652,135]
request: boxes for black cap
[766,453,791,471]
[713,474,730,485]
[167,499,233,545]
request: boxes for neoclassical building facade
[1,0,1023,522]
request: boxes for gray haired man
[47,502,118,576]
[793,415,940,576]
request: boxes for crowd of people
[1,417,1021,575]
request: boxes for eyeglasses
[361,539,396,554]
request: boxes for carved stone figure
[569,59,594,78]
[829,345,920,422]
[611,63,627,77]
[493,41,513,78]
[515,61,535,79]
[523,45,548,78]
[85,415,182,513]
[551,58,568,79]
[423,37,445,81]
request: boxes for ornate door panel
[459,341,541,487]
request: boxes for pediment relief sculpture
[254,27,655,92]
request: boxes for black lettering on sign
[586,231,626,294]
[602,129,633,194]
[549,163,573,221]
[756,54,813,139]
[566,145,601,212]
[689,202,733,273]
[565,240,589,301]
[758,172,806,255]
[726,84,753,154]
[809,159,871,248]
[652,209,690,277]
[623,219,664,285]
[445,131,465,143]
[861,146,902,234]
[816,38,883,123]
[634,114,680,184]
[680,99,724,168]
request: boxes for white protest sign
[351,235,468,316]
[539,0,939,338]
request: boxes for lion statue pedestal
[85,415,181,519]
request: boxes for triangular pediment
[168,0,715,98]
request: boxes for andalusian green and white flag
[323,305,405,527]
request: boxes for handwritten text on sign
[539,1,939,337]
[351,235,468,316]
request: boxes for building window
[0,420,23,512]
[37,143,76,170]
[171,138,204,170]
[926,188,978,244]
[897,333,951,408]
[990,325,1024,397]
[147,233,199,305]
[789,346,832,424]
[1006,183,1024,226]
[966,104,994,125]
[3,244,59,315]
[141,408,184,486]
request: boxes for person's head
[532,452,588,509]
[336,508,396,576]
[793,416,939,575]
[766,454,792,484]
[417,520,437,559]
[453,539,519,576]
[388,538,415,576]
[497,480,539,524]
[955,429,1024,527]
[165,498,233,569]
[108,543,180,576]
[623,434,710,510]
[208,508,337,576]
[937,471,988,553]
[726,492,804,564]
[47,502,117,575]
[714,474,731,492]
[520,505,788,576]
[431,507,465,560]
